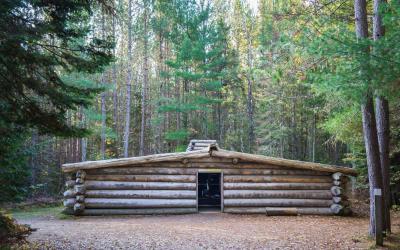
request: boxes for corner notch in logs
[74,170,86,215]
[330,172,351,216]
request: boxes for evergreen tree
[157,0,238,150]
[0,0,114,138]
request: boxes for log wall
[221,165,345,215]
[62,157,351,216]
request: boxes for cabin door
[197,173,221,211]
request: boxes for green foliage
[0,0,113,138]
[304,2,400,103]
[300,1,400,185]
[0,131,30,203]
[165,129,190,142]
[321,106,364,151]
[0,210,33,245]
[155,0,238,144]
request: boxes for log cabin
[62,140,357,216]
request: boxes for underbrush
[0,210,34,248]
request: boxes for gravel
[18,213,371,249]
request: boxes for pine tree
[157,0,238,150]
[0,0,113,138]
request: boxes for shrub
[0,210,33,245]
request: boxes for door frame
[197,169,223,212]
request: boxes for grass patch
[11,205,72,220]
[366,234,400,249]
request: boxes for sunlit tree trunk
[123,0,133,158]
[140,2,149,156]
[112,10,119,157]
[354,0,383,236]
[373,0,391,233]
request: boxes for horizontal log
[222,169,329,176]
[74,185,86,195]
[192,142,215,147]
[74,203,85,212]
[224,207,333,215]
[224,198,333,207]
[63,198,76,208]
[190,140,216,143]
[211,149,357,176]
[122,162,278,169]
[63,150,211,172]
[87,167,197,175]
[188,162,282,169]
[63,189,76,198]
[85,181,196,190]
[84,198,196,208]
[192,146,207,150]
[189,157,234,163]
[85,174,196,183]
[85,190,196,199]
[223,190,332,199]
[224,182,332,190]
[331,186,343,196]
[82,208,197,215]
[69,161,289,170]
[330,204,344,215]
[224,175,332,183]
[86,167,329,176]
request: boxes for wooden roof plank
[62,145,357,176]
[211,149,357,176]
[62,149,210,173]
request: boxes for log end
[74,185,86,195]
[74,203,85,214]
[330,204,344,215]
[330,186,343,196]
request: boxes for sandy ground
[16,212,392,250]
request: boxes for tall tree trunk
[140,3,149,156]
[354,0,383,237]
[373,0,391,233]
[100,14,107,160]
[376,97,390,232]
[123,0,133,158]
[246,75,255,153]
[362,96,384,237]
[30,130,38,186]
[100,94,106,159]
[312,113,316,162]
[112,11,119,157]
[80,105,87,162]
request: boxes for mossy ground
[10,205,70,220]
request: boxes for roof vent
[186,139,217,152]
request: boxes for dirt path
[16,212,391,250]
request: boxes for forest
[1,0,400,247]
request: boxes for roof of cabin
[186,139,217,152]
[62,144,357,176]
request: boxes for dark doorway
[198,173,221,211]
